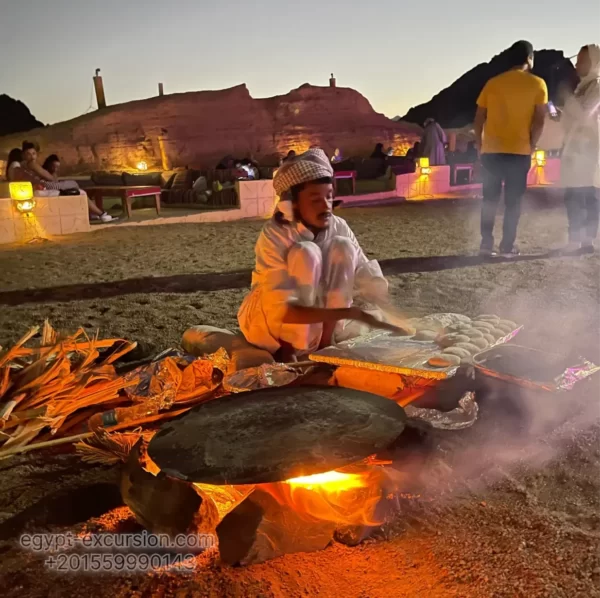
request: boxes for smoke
[390,249,600,500]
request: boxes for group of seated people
[215,155,261,179]
[5,142,115,222]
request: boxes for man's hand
[347,308,414,336]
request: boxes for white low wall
[0,193,90,245]
[0,161,563,243]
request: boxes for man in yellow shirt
[475,40,548,257]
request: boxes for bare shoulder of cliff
[0,84,421,174]
[402,48,578,128]
[0,95,44,137]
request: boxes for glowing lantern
[418,156,431,175]
[9,182,36,213]
[534,150,546,167]
[137,161,148,171]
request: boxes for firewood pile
[0,321,222,460]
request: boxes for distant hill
[402,48,578,128]
[0,95,44,137]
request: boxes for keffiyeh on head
[273,148,334,198]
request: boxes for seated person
[330,148,343,163]
[238,149,406,361]
[371,143,387,160]
[42,154,61,176]
[19,143,114,222]
[5,148,24,181]
[405,142,421,160]
[216,155,235,170]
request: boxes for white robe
[561,78,600,189]
[421,122,448,166]
[238,215,386,355]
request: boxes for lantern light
[535,150,546,167]
[15,200,36,213]
[9,182,36,213]
[418,156,431,175]
[137,161,148,171]
[9,182,34,201]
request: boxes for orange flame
[286,470,367,492]
[260,465,388,527]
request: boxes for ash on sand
[0,196,598,597]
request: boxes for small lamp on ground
[534,150,546,167]
[9,182,36,213]
[418,157,432,175]
[137,161,148,171]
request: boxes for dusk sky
[1,0,598,126]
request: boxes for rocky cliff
[0,85,421,174]
[0,95,44,137]
[403,49,578,128]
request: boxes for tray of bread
[310,313,522,379]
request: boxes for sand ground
[0,191,598,597]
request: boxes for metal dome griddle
[147,385,406,485]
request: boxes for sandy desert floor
[0,190,598,597]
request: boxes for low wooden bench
[86,186,161,218]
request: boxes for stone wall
[0,85,421,175]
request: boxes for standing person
[474,40,548,258]
[559,44,600,254]
[238,148,408,361]
[420,118,447,165]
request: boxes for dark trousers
[480,154,531,252]
[565,187,599,244]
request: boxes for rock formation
[403,49,578,128]
[0,95,44,137]
[0,85,421,175]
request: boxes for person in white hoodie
[560,44,600,253]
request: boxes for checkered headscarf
[273,148,334,198]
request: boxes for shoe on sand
[100,212,115,223]
[479,247,497,258]
[499,246,521,259]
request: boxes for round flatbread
[438,333,470,348]
[483,333,496,345]
[464,328,484,339]
[470,337,489,350]
[442,346,472,359]
[472,322,496,332]
[476,314,500,322]
[454,342,482,355]
[414,330,438,341]
[497,320,517,331]
[428,355,460,368]
[490,328,507,338]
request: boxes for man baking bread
[238,148,408,361]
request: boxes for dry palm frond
[0,323,139,453]
[75,428,156,465]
